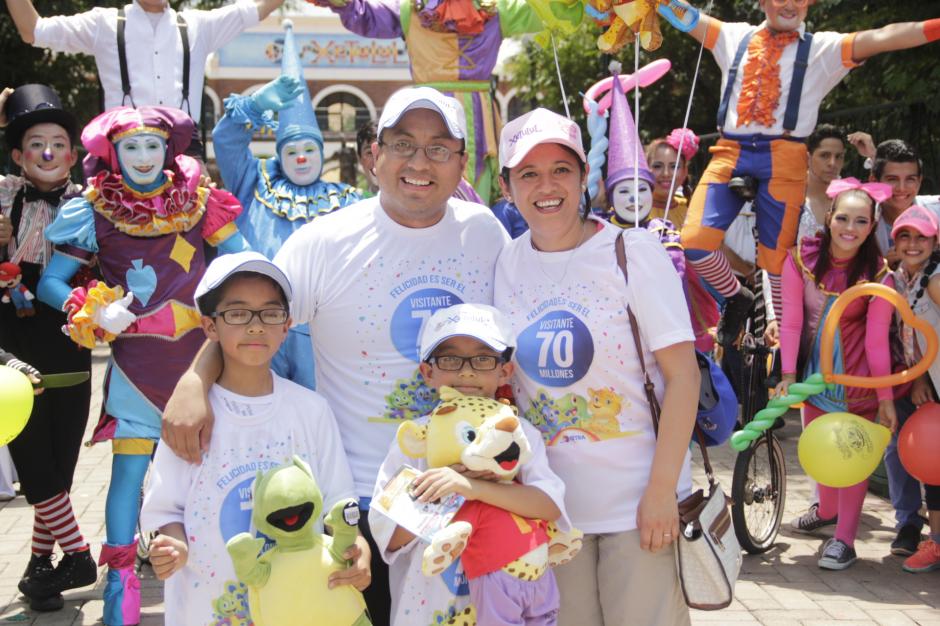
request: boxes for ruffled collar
[413,0,496,34]
[85,166,208,236]
[255,158,358,222]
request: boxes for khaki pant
[555,529,690,626]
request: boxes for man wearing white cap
[161,86,510,624]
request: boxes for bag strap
[614,231,717,483]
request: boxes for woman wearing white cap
[493,108,700,625]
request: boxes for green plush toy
[226,455,372,626]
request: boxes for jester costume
[37,107,248,626]
[310,0,578,203]
[598,70,718,352]
[213,21,360,390]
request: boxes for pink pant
[804,403,873,547]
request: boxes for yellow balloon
[0,365,34,446]
[798,412,890,488]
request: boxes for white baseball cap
[378,87,467,141]
[419,304,516,362]
[498,107,586,170]
[194,251,293,312]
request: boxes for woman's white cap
[419,303,516,362]
[499,107,586,170]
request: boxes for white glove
[94,292,137,335]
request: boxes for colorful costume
[780,234,887,548]
[680,19,862,309]
[309,0,575,203]
[37,106,248,626]
[596,71,718,352]
[213,21,360,389]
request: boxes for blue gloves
[250,75,305,114]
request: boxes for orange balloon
[898,402,940,485]
[820,283,938,389]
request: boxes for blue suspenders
[716,29,814,135]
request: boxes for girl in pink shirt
[776,179,891,570]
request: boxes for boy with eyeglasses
[660,0,939,346]
[369,303,569,625]
[140,251,368,625]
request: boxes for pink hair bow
[666,128,699,162]
[825,177,893,205]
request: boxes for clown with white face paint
[37,106,250,626]
[213,20,360,391]
[610,179,654,225]
[115,133,167,188]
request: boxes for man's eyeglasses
[378,140,464,163]
[427,355,501,371]
[212,308,289,325]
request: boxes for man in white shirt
[160,87,510,626]
[869,139,940,260]
[5,0,284,125]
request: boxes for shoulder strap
[716,30,754,131]
[177,13,191,115]
[116,7,135,107]
[614,231,716,480]
[783,31,813,133]
[3,188,26,261]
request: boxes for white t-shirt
[369,415,569,626]
[274,196,510,496]
[140,374,355,626]
[32,2,258,122]
[495,220,694,534]
[709,21,857,137]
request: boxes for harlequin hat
[605,69,654,196]
[4,84,77,151]
[81,106,194,175]
[275,20,324,156]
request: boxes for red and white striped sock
[688,251,741,298]
[31,515,54,556]
[34,492,88,554]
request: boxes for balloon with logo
[0,365,34,446]
[898,402,940,485]
[797,412,891,488]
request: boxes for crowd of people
[1,0,939,625]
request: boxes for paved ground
[0,348,938,625]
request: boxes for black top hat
[4,84,77,151]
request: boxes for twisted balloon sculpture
[729,283,939,451]
[585,98,608,201]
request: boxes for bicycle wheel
[731,433,786,554]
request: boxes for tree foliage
[504,1,939,187]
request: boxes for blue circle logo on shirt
[219,477,255,543]
[390,288,464,361]
[517,310,593,387]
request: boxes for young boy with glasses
[369,303,569,625]
[141,252,368,625]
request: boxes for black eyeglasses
[378,140,464,163]
[427,355,501,371]
[211,308,288,325]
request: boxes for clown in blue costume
[212,20,360,390]
[37,106,250,626]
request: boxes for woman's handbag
[615,232,741,610]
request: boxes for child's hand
[877,399,898,433]
[411,466,475,503]
[911,375,936,406]
[451,463,500,482]
[328,536,372,591]
[149,534,188,580]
